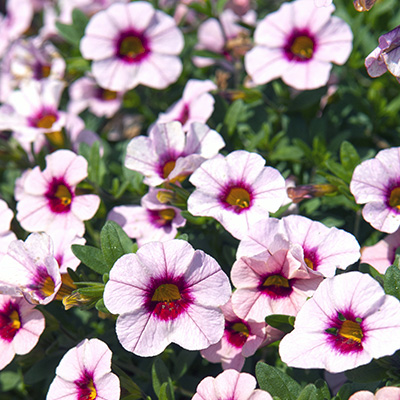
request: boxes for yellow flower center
[152,284,181,302]
[41,65,51,78]
[163,161,176,179]
[263,275,290,288]
[120,36,145,58]
[41,276,56,297]
[55,185,72,207]
[291,36,314,60]
[304,258,314,270]
[45,130,65,147]
[101,89,118,101]
[87,379,97,400]
[36,114,57,129]
[225,187,250,209]
[232,322,249,337]
[338,320,363,343]
[9,310,21,330]
[159,209,175,222]
[389,187,400,209]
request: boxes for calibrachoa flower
[125,121,225,187]
[245,0,353,90]
[192,369,273,400]
[187,150,287,240]
[80,1,184,91]
[103,239,231,357]
[231,236,323,321]
[350,147,400,233]
[237,215,360,277]
[0,233,61,305]
[16,149,100,236]
[46,338,120,400]
[108,188,186,247]
[0,295,45,371]
[155,79,216,131]
[365,26,400,80]
[201,299,280,371]
[361,230,400,274]
[349,387,400,400]
[279,271,400,373]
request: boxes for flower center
[119,36,145,59]
[178,105,190,125]
[389,187,400,209]
[0,303,21,342]
[152,284,181,302]
[41,276,56,298]
[261,274,292,298]
[75,372,97,400]
[304,258,314,269]
[163,161,176,179]
[263,275,290,288]
[36,114,57,129]
[159,209,175,222]
[46,180,74,214]
[290,36,314,60]
[151,283,184,321]
[225,187,250,210]
[226,321,250,348]
[98,88,118,101]
[338,320,363,343]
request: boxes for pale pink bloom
[237,215,360,277]
[226,0,252,17]
[350,147,400,234]
[245,0,353,90]
[16,149,101,236]
[103,239,231,357]
[361,230,400,274]
[201,299,280,371]
[46,338,120,400]
[349,387,400,400]
[0,37,66,102]
[0,199,17,261]
[194,9,255,68]
[155,79,216,131]
[231,236,323,321]
[0,233,61,305]
[192,369,273,400]
[125,121,225,187]
[365,26,400,79]
[0,295,45,371]
[0,0,33,57]
[68,75,124,118]
[108,189,186,247]
[315,0,332,6]
[80,1,184,91]
[279,271,400,373]
[187,150,286,240]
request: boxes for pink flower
[16,149,101,236]
[231,236,323,321]
[125,121,225,187]
[155,79,216,130]
[201,299,280,371]
[361,230,400,274]
[80,1,184,91]
[187,150,286,239]
[192,369,273,400]
[46,338,120,400]
[237,215,360,277]
[350,147,400,233]
[108,188,186,247]
[0,233,61,305]
[279,271,400,373]
[365,26,400,79]
[349,387,400,400]
[245,0,353,90]
[103,239,231,357]
[0,295,45,371]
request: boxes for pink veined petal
[196,18,225,53]
[225,151,266,183]
[214,370,255,399]
[365,47,387,78]
[348,391,375,400]
[150,121,186,158]
[124,1,156,32]
[362,201,399,234]
[70,194,100,221]
[254,15,288,48]
[0,341,16,371]
[184,123,224,158]
[94,372,121,400]
[248,390,274,400]
[182,79,217,103]
[292,0,335,33]
[192,376,220,400]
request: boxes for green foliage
[55,9,89,46]
[265,314,295,334]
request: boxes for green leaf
[152,358,171,398]
[88,141,104,185]
[224,99,246,136]
[340,141,360,173]
[0,371,20,391]
[192,49,225,60]
[173,350,198,380]
[265,314,295,334]
[345,359,388,383]
[297,382,331,400]
[55,9,89,46]
[256,362,301,400]
[314,380,331,399]
[384,262,400,300]
[95,298,109,314]
[158,381,175,400]
[71,244,109,274]
[113,365,143,398]
[216,0,229,14]
[100,221,134,269]
[324,160,352,184]
[77,285,104,297]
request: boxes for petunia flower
[237,215,360,277]
[46,338,120,400]
[349,387,400,400]
[108,188,186,247]
[103,239,231,357]
[125,121,225,187]
[360,230,400,274]
[245,0,353,90]
[350,147,400,234]
[231,235,323,321]
[0,232,61,305]
[201,299,281,371]
[80,1,184,91]
[192,369,273,400]
[279,271,400,373]
[155,79,216,131]
[365,26,400,80]
[187,150,287,240]
[0,295,45,371]
[16,149,101,236]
